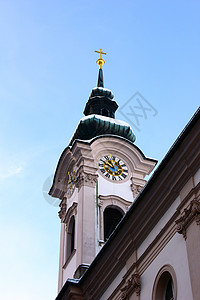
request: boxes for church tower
[49,50,157,292]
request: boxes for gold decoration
[94,48,107,69]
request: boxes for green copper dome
[69,115,136,146]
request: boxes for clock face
[98,155,128,181]
[66,169,76,198]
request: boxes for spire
[97,68,104,87]
[83,49,118,118]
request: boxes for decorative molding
[98,200,103,207]
[120,272,141,299]
[152,264,177,300]
[131,183,143,198]
[76,172,98,189]
[98,195,132,242]
[58,198,67,221]
[175,199,200,239]
[98,195,131,211]
[64,202,78,225]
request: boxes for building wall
[97,168,200,300]
[98,175,134,201]
[140,234,193,300]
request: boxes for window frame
[103,206,124,241]
[152,265,177,300]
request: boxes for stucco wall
[140,233,193,300]
[62,254,76,286]
[138,195,180,259]
[98,175,134,201]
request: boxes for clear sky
[0,1,199,299]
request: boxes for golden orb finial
[94,48,107,69]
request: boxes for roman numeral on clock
[121,173,127,179]
[99,156,128,181]
[100,168,106,174]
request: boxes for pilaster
[176,182,200,300]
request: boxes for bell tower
[49,50,157,292]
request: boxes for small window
[152,266,177,300]
[104,207,124,241]
[66,216,75,260]
[102,108,109,117]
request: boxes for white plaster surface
[138,196,180,259]
[62,254,76,284]
[98,175,133,202]
[140,233,193,300]
[67,188,78,207]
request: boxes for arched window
[102,108,109,117]
[66,216,75,260]
[152,265,177,300]
[104,207,124,241]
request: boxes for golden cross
[94,48,107,58]
[94,48,107,69]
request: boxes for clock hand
[110,154,115,167]
[68,171,72,184]
[105,161,114,168]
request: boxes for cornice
[81,235,134,299]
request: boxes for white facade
[51,108,200,300]
[50,133,157,291]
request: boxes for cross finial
[94,48,107,69]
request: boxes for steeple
[69,49,136,146]
[97,68,104,87]
[49,51,158,293]
[84,48,118,118]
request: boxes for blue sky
[0,1,199,299]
